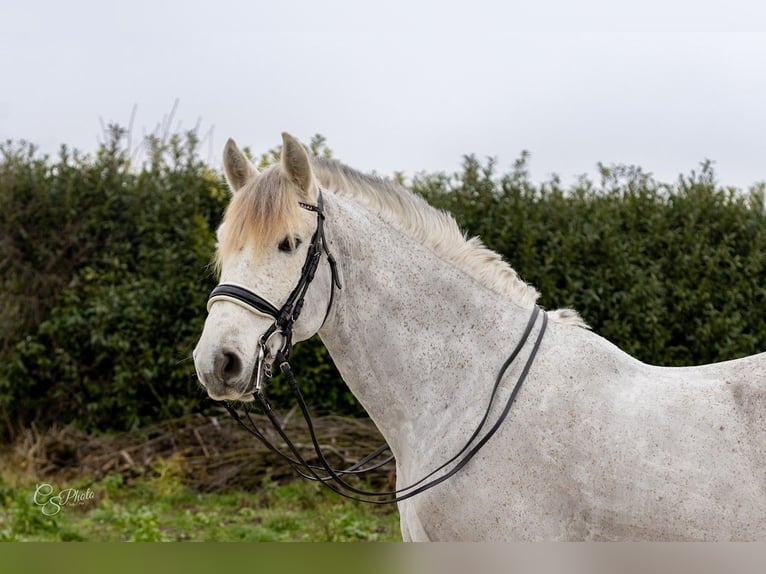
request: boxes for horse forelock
[215,167,302,273]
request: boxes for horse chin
[204,387,255,403]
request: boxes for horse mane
[217,156,586,327]
[314,158,586,327]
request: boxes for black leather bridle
[205,188,548,504]
[207,190,342,389]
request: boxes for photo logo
[33,483,95,516]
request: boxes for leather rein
[206,189,548,504]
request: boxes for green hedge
[0,129,227,434]
[1,133,764,437]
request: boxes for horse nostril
[217,350,242,383]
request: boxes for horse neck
[318,193,539,460]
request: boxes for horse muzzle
[193,344,255,402]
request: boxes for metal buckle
[254,344,267,394]
[254,329,289,394]
[263,329,288,356]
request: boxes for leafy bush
[1,131,764,437]
[0,128,227,434]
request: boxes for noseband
[207,189,342,391]
[205,188,548,504]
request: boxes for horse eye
[278,236,302,253]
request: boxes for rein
[207,190,548,504]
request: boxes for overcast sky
[2,1,765,189]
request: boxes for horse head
[194,133,338,401]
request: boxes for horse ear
[223,138,258,193]
[281,132,317,201]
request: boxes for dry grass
[4,408,394,493]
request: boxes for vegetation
[1,126,763,543]
[1,130,764,440]
[0,471,400,542]
[0,128,225,436]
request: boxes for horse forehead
[221,246,274,277]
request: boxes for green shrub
[1,131,764,437]
[0,128,228,434]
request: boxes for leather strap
[207,283,280,318]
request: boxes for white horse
[194,133,766,541]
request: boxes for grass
[0,458,402,542]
